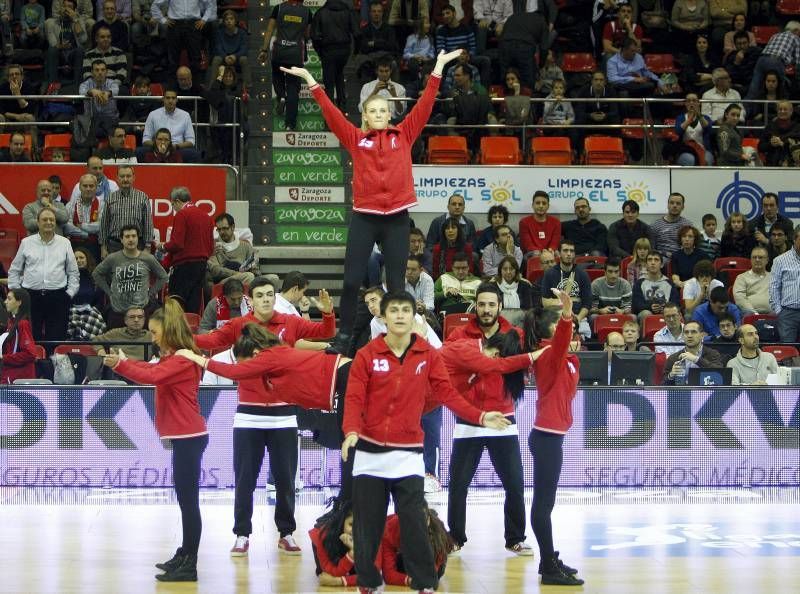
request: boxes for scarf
[498,279,520,309]
[74,196,101,225]
[221,238,241,253]
[215,295,253,328]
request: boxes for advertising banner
[272,148,342,167]
[275,225,348,244]
[273,117,327,132]
[272,132,339,148]
[3,386,797,488]
[410,166,670,215]
[274,166,344,185]
[274,204,347,224]
[274,186,346,204]
[0,164,227,239]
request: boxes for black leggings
[528,428,564,559]
[172,434,209,555]
[339,211,410,336]
[335,362,355,501]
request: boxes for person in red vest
[1,289,38,384]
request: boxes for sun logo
[625,181,649,203]
[490,180,514,203]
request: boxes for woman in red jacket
[280,49,464,356]
[308,499,363,587]
[1,288,37,384]
[522,287,584,586]
[103,298,207,583]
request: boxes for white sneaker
[278,534,302,555]
[506,541,535,556]
[424,473,441,493]
[230,535,249,556]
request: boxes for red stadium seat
[561,53,597,72]
[42,133,72,162]
[479,136,521,164]
[661,118,680,143]
[714,257,750,272]
[54,344,99,357]
[643,315,667,341]
[427,136,470,164]
[584,136,625,164]
[594,314,636,343]
[762,345,799,364]
[444,313,475,339]
[777,0,800,16]
[742,313,778,326]
[0,237,17,270]
[530,136,572,164]
[644,54,681,73]
[654,351,667,385]
[526,267,544,284]
[621,118,646,140]
[184,313,201,333]
[585,268,605,282]
[576,256,607,266]
[752,26,779,45]
[34,345,46,359]
[620,256,633,279]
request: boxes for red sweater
[381,514,446,587]
[440,339,532,417]
[206,347,340,409]
[114,355,207,439]
[311,74,442,215]
[308,526,382,587]
[342,335,485,448]
[195,311,336,350]
[164,202,215,265]
[1,318,37,384]
[532,317,579,434]
[518,215,561,255]
[445,316,523,345]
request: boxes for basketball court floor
[2,487,798,593]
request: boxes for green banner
[297,101,321,115]
[274,166,344,184]
[276,225,348,244]
[273,117,328,132]
[272,148,342,167]
[274,205,347,224]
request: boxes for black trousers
[353,473,435,589]
[166,19,203,79]
[168,260,207,315]
[232,426,298,537]
[320,47,350,108]
[339,211,410,336]
[272,60,302,128]
[335,362,355,501]
[27,287,70,344]
[172,434,208,555]
[528,428,564,559]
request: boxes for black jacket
[311,0,359,52]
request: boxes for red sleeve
[311,84,358,151]
[308,528,355,579]
[443,341,532,375]
[206,347,306,380]
[538,318,572,370]
[518,217,534,254]
[400,74,442,144]
[380,521,409,587]
[2,320,37,366]
[287,312,336,344]
[426,350,485,423]
[547,217,561,251]
[602,21,613,41]
[115,356,196,385]
[194,319,240,351]
[203,216,214,258]
[342,348,371,436]
[163,210,185,253]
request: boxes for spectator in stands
[724,31,762,94]
[175,66,208,115]
[311,0,359,109]
[83,26,128,90]
[683,33,719,94]
[632,251,680,325]
[131,0,161,52]
[406,254,435,315]
[51,177,66,203]
[151,0,214,80]
[209,10,250,87]
[143,127,183,162]
[159,186,214,314]
[441,47,481,92]
[65,173,103,261]
[519,190,560,258]
[0,132,31,162]
[207,64,248,165]
[69,156,120,203]
[750,71,789,126]
[591,0,629,54]
[753,192,794,248]
[654,302,685,356]
[409,227,433,272]
[767,220,792,269]
[9,208,79,342]
[492,255,533,310]
[93,0,130,50]
[626,237,651,286]
[482,224,522,276]
[698,215,721,257]
[650,193,692,263]
[590,257,632,320]
[542,239,592,339]
[606,37,662,98]
[359,56,406,120]
[541,78,574,131]
[574,71,620,150]
[199,278,251,333]
[711,313,740,363]
[663,320,723,385]
[758,102,800,167]
[709,0,747,45]
[682,259,722,315]
[529,247,554,309]
[352,1,399,83]
[445,63,495,150]
[716,103,753,166]
[727,323,778,385]
[473,0,512,54]
[44,0,88,89]
[274,271,309,317]
[701,68,745,123]
[670,225,704,288]
[20,0,46,50]
[96,126,137,163]
[208,213,257,287]
[79,59,121,138]
[608,200,653,259]
[720,211,756,258]
[0,0,12,57]
[498,7,548,91]
[1,288,38,384]
[601,2,642,59]
[622,319,646,351]
[100,165,152,255]
[436,3,491,87]
[401,15,435,81]
[670,92,714,166]
[433,217,474,279]
[23,180,68,236]
[127,75,154,128]
[389,0,431,47]
[141,89,200,162]
[745,21,800,101]
[93,223,167,327]
[692,285,742,338]
[722,12,754,59]
[0,65,37,124]
[67,246,106,340]
[562,197,608,257]
[434,251,480,312]
[604,331,625,375]
[769,226,800,343]
[733,246,771,315]
[93,306,153,360]
[670,0,709,55]
[426,193,476,249]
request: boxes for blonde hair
[361,96,390,132]
[149,298,200,354]
[631,237,652,265]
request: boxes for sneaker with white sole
[230,535,249,557]
[449,543,463,556]
[506,541,534,556]
[423,473,441,493]
[278,534,302,555]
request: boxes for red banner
[0,164,229,239]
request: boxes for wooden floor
[1,487,799,594]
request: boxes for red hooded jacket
[1,318,37,384]
[381,514,446,587]
[195,310,336,351]
[532,317,580,434]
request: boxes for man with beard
[446,282,523,344]
[727,324,778,385]
[541,239,592,339]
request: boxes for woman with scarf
[492,255,533,310]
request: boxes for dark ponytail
[485,331,526,402]
[522,307,560,350]
[314,499,353,566]
[232,323,281,359]
[425,504,455,566]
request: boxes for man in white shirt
[701,68,745,123]
[653,302,685,356]
[405,254,435,315]
[733,246,772,315]
[274,270,310,318]
[358,57,406,120]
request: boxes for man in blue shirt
[692,286,742,340]
[78,59,120,137]
[140,87,200,162]
[606,37,662,98]
[769,225,800,343]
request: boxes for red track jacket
[195,311,336,350]
[532,317,580,434]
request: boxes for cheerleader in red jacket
[103,299,207,583]
[523,287,584,586]
[309,500,360,587]
[1,289,37,384]
[280,49,464,356]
